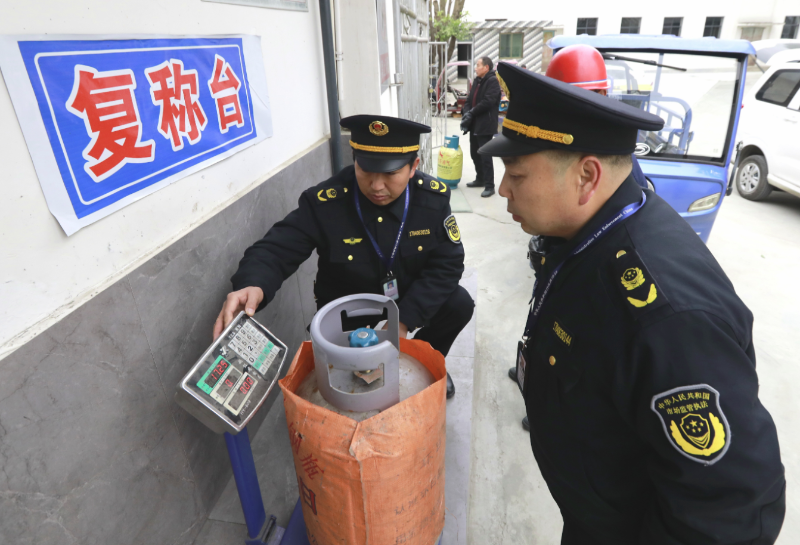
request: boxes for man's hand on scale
[212,286,264,340]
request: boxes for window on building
[703,17,723,38]
[782,16,800,39]
[499,33,524,59]
[740,26,765,42]
[577,18,598,36]
[756,70,800,107]
[620,18,641,34]
[662,17,683,36]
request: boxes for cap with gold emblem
[340,114,431,173]
[479,62,664,157]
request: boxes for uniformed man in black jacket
[213,115,473,398]
[481,63,785,543]
[461,56,502,197]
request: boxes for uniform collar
[355,179,412,223]
[543,173,642,268]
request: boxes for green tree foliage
[428,0,472,68]
[432,11,474,43]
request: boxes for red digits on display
[240,376,254,394]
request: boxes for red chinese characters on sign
[145,60,208,151]
[66,66,155,182]
[207,54,244,134]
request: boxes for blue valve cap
[349,327,380,348]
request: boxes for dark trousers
[470,133,494,189]
[413,285,474,357]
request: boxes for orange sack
[279,338,447,545]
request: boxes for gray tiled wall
[0,141,330,545]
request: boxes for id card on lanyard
[515,192,647,395]
[354,180,410,301]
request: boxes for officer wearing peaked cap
[214,115,473,399]
[484,63,785,543]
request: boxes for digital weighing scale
[175,311,288,544]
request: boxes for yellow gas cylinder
[437,135,463,188]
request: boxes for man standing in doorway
[461,56,501,197]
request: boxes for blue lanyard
[353,181,410,275]
[523,191,647,339]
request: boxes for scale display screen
[175,313,288,434]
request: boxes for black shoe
[481,188,495,198]
[446,372,456,399]
[522,416,530,431]
[466,180,483,188]
[508,367,517,381]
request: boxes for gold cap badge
[369,121,389,136]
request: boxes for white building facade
[466,0,799,63]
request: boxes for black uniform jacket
[463,70,501,136]
[231,165,464,330]
[522,175,785,544]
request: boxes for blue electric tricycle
[550,35,756,243]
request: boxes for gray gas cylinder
[302,294,434,421]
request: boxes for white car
[735,63,800,201]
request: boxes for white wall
[0,0,329,358]
[466,0,799,41]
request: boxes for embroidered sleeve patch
[651,384,730,466]
[444,214,461,243]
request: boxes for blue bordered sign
[0,35,272,235]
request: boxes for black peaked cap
[479,62,665,157]
[341,114,431,173]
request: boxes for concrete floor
[451,120,800,543]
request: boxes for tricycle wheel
[736,155,772,201]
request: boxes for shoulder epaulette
[313,185,348,204]
[611,246,669,318]
[414,176,450,197]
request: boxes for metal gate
[393,0,432,173]
[428,41,448,158]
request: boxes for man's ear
[408,157,421,179]
[576,155,602,206]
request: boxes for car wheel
[736,155,772,201]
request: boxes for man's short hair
[480,56,494,71]
[541,149,631,176]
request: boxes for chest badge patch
[444,214,461,244]
[651,384,730,466]
[343,238,362,245]
[552,320,573,349]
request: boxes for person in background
[461,56,501,197]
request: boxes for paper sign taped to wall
[0,35,272,235]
